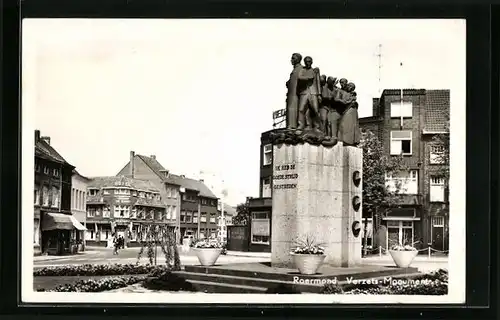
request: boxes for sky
[22,19,466,206]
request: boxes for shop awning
[42,212,87,231]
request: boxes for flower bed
[34,264,169,277]
[322,269,448,295]
[142,271,197,292]
[37,275,146,292]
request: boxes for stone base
[271,142,363,268]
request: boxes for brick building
[34,130,86,255]
[243,88,450,253]
[359,89,450,251]
[116,152,219,243]
[85,176,166,247]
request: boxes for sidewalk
[33,250,101,262]
[226,251,271,258]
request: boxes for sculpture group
[272,53,361,147]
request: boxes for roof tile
[424,90,450,132]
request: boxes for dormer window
[53,169,60,177]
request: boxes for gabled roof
[128,154,218,199]
[424,90,450,133]
[87,175,160,193]
[72,169,90,181]
[35,136,74,168]
[136,155,182,186]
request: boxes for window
[390,101,413,118]
[172,189,178,199]
[251,211,270,244]
[432,216,445,227]
[138,208,145,219]
[103,206,111,218]
[390,131,412,155]
[180,212,186,223]
[42,186,49,206]
[167,188,172,198]
[262,178,272,198]
[88,189,98,196]
[209,215,216,223]
[34,187,40,205]
[385,170,418,194]
[87,208,96,217]
[252,235,270,244]
[201,213,207,222]
[202,199,207,205]
[186,214,192,223]
[43,166,50,174]
[33,221,39,244]
[166,206,171,220]
[263,144,273,165]
[149,210,154,220]
[430,145,446,164]
[171,206,177,220]
[193,213,198,223]
[115,188,130,195]
[139,192,145,198]
[103,189,110,195]
[51,187,59,208]
[114,205,130,218]
[53,168,60,177]
[430,176,446,202]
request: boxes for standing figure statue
[338,82,361,146]
[297,56,322,131]
[320,76,337,136]
[285,53,303,130]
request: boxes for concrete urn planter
[389,250,418,268]
[193,248,223,266]
[291,253,326,275]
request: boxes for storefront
[41,212,87,255]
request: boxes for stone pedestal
[271,142,362,268]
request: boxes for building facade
[360,89,450,251]
[34,130,86,255]
[85,176,166,247]
[71,170,90,251]
[243,89,450,253]
[116,152,219,243]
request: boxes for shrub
[34,264,169,277]
[266,284,301,294]
[38,276,145,292]
[142,271,197,292]
[322,269,448,295]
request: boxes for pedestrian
[113,234,119,255]
[119,236,124,249]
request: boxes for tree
[360,130,408,253]
[136,224,181,271]
[232,202,250,226]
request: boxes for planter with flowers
[290,236,326,275]
[192,238,224,266]
[389,243,418,268]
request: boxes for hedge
[322,269,448,295]
[34,264,169,277]
[37,276,146,292]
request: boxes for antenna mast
[376,44,382,95]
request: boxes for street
[33,246,268,268]
[34,247,448,273]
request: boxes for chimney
[372,98,380,117]
[129,151,135,178]
[150,155,156,160]
[199,179,204,183]
[35,130,40,142]
[180,174,185,178]
[41,136,51,145]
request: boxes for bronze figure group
[284,53,360,147]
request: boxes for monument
[270,53,362,268]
